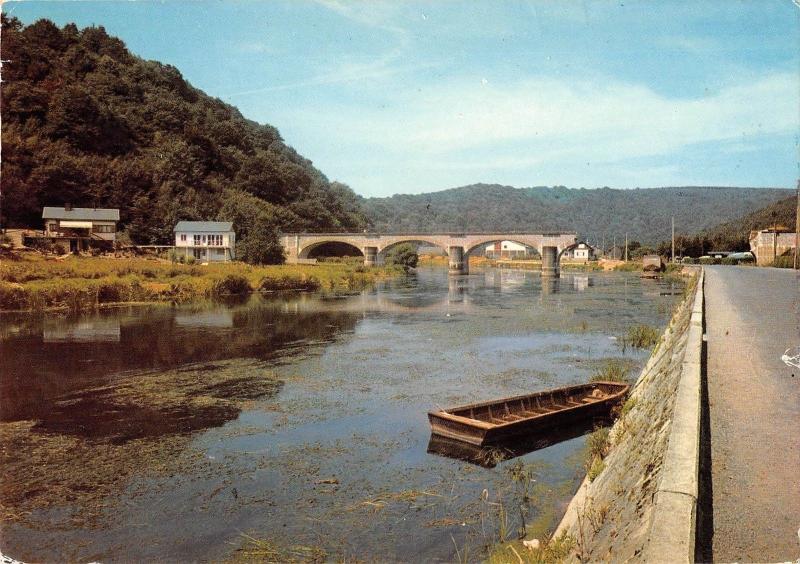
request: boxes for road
[704,266,800,562]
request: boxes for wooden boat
[428,381,629,446]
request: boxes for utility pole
[625,232,629,262]
[613,235,617,260]
[671,216,675,263]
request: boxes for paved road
[705,266,800,562]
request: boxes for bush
[209,274,252,296]
[681,257,697,264]
[384,243,418,271]
[772,255,795,269]
[186,255,196,265]
[0,282,28,310]
[720,257,737,265]
[258,274,319,292]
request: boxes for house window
[193,248,203,259]
[180,234,187,242]
[92,224,116,233]
[194,234,202,245]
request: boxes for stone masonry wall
[555,272,700,561]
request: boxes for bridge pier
[363,246,378,267]
[448,246,469,275]
[541,246,560,277]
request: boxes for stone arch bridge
[282,231,578,275]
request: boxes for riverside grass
[0,253,400,312]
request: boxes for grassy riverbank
[0,252,400,312]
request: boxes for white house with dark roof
[174,221,236,262]
[41,205,120,251]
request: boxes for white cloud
[280,70,797,165]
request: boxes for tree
[236,219,285,265]
[384,243,418,271]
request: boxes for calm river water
[0,267,682,562]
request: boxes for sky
[6,0,799,197]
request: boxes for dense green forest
[362,184,792,245]
[1,16,368,260]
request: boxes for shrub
[384,243,419,271]
[209,274,252,296]
[772,255,795,269]
[698,257,720,265]
[720,257,737,265]
[0,282,28,310]
[186,255,196,265]
[682,257,697,265]
[97,279,126,303]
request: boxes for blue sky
[7,1,799,197]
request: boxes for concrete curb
[644,268,704,563]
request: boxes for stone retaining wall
[554,269,703,562]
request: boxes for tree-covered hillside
[701,195,797,248]
[1,16,368,255]
[362,184,792,244]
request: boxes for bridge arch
[378,238,450,259]
[298,238,364,259]
[464,239,541,258]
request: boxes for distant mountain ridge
[362,184,793,244]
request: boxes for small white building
[174,221,235,262]
[485,241,531,259]
[568,242,597,261]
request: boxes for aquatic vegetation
[621,324,661,349]
[0,359,282,528]
[233,534,327,563]
[590,359,631,383]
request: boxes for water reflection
[43,318,121,343]
[0,299,360,423]
[427,417,612,468]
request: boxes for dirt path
[704,266,800,562]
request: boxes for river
[0,267,683,562]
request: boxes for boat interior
[448,382,625,426]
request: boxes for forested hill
[362,184,792,244]
[702,195,797,248]
[1,17,367,256]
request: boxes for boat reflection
[427,417,613,468]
